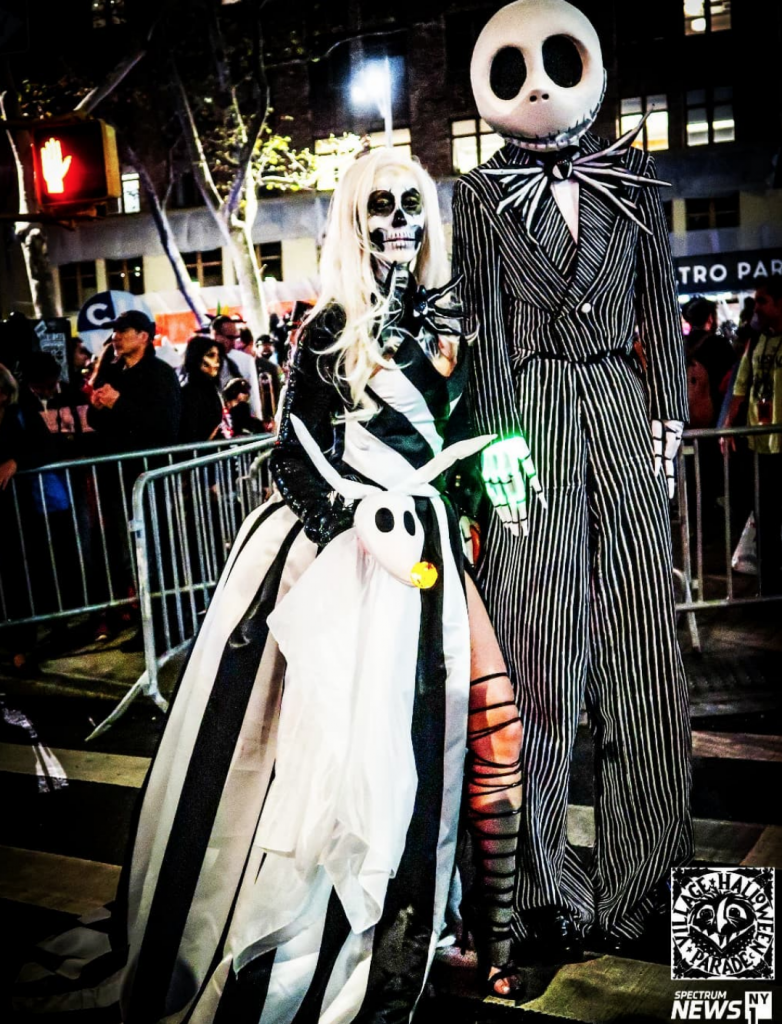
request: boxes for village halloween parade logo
[671,868,775,981]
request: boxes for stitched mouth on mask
[501,93,605,150]
[370,228,423,252]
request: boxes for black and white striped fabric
[96,329,470,1024]
[452,133,693,941]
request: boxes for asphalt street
[0,603,780,1022]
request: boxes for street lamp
[350,58,394,149]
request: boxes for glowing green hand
[481,435,546,537]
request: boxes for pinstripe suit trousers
[477,353,693,940]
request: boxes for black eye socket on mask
[542,34,583,88]
[490,46,527,100]
[368,190,396,217]
[401,189,422,215]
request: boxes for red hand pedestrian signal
[31,120,120,209]
[40,138,73,194]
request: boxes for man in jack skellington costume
[452,0,692,960]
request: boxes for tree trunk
[126,148,210,328]
[18,226,60,319]
[225,219,269,338]
[1,87,60,319]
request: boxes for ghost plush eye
[403,511,416,535]
[401,189,422,215]
[368,191,396,217]
[375,507,395,532]
[490,46,528,100]
[542,34,583,88]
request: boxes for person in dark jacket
[179,336,233,443]
[88,311,181,453]
[683,296,737,427]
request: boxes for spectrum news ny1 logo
[671,990,772,1022]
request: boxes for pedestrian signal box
[31,120,121,209]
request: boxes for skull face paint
[368,167,425,264]
[471,0,606,151]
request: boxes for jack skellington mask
[471,0,606,151]
[367,168,425,264]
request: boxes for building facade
[2,0,780,326]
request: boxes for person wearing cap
[211,314,263,420]
[88,310,181,452]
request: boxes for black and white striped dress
[119,306,475,1024]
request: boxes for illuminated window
[619,96,669,152]
[59,261,98,313]
[685,194,739,231]
[254,242,283,281]
[451,119,504,173]
[686,86,735,146]
[106,256,144,295]
[92,0,127,29]
[313,129,412,192]
[684,0,731,35]
[183,249,223,289]
[121,172,140,214]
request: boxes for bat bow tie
[482,115,669,236]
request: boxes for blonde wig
[307,148,450,409]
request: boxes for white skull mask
[471,0,606,151]
[367,168,426,265]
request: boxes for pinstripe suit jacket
[452,133,688,441]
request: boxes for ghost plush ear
[289,414,495,588]
[471,0,606,150]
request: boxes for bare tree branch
[124,141,209,326]
[265,26,408,71]
[225,1,269,218]
[74,49,147,115]
[171,61,223,213]
[75,0,173,115]
[206,0,246,137]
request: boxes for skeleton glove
[481,435,546,538]
[651,419,684,500]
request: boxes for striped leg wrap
[467,671,523,967]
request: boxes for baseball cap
[110,310,156,336]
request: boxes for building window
[684,194,739,231]
[313,129,412,192]
[619,95,669,151]
[106,256,145,295]
[92,0,127,29]
[254,242,283,281]
[686,86,735,146]
[684,0,731,35]
[183,249,223,289]
[451,119,504,174]
[59,261,98,314]
[121,172,141,214]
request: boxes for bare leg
[466,575,523,995]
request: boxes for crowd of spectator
[0,307,296,669]
[2,281,781,669]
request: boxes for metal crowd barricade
[0,435,265,634]
[86,437,274,739]
[674,423,782,646]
